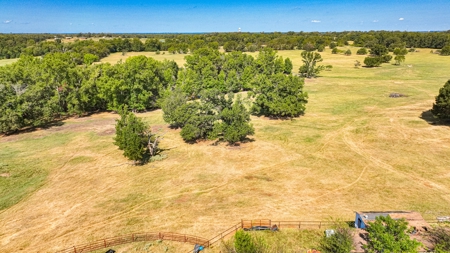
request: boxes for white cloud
[3,20,11,24]
[373,20,379,23]
[399,18,404,21]
[311,20,321,23]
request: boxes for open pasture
[1,49,450,252]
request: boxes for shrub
[356,48,367,55]
[428,227,450,252]
[344,49,352,56]
[381,54,393,63]
[332,47,339,54]
[441,45,450,56]
[363,56,382,67]
[234,230,257,253]
[319,227,353,253]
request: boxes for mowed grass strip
[0,49,449,252]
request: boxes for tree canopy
[432,80,450,121]
[363,215,421,253]
[251,73,308,118]
[299,51,326,78]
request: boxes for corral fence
[56,232,210,253]
[56,220,340,253]
[57,219,447,253]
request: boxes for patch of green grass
[218,229,323,253]
[68,156,96,165]
[0,132,76,211]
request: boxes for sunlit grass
[1,48,450,252]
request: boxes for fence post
[73,246,77,253]
[299,221,301,229]
[319,222,322,229]
[241,219,243,228]
[104,239,106,248]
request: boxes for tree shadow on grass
[420,110,450,126]
[2,120,65,136]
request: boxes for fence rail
[57,218,449,253]
[56,232,209,253]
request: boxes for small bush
[356,48,367,55]
[319,227,354,253]
[332,48,339,54]
[441,45,450,56]
[234,230,257,253]
[381,54,393,63]
[344,49,352,56]
[364,56,382,67]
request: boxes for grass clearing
[100,51,188,66]
[0,49,450,252]
[0,58,18,66]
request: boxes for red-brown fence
[56,232,209,253]
[59,219,446,252]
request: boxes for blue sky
[1,0,449,33]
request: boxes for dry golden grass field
[1,48,450,252]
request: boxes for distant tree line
[1,30,450,59]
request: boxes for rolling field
[1,49,450,252]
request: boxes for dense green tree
[223,41,238,52]
[345,49,352,56]
[114,106,149,163]
[284,58,293,74]
[432,80,450,121]
[393,47,408,65]
[161,88,188,128]
[369,44,389,56]
[364,56,382,67]
[299,51,326,78]
[254,47,285,75]
[251,73,308,118]
[83,53,99,65]
[332,47,339,54]
[363,216,421,253]
[213,95,254,144]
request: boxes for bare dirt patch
[0,173,10,178]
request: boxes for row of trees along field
[1,30,450,59]
[0,48,311,142]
